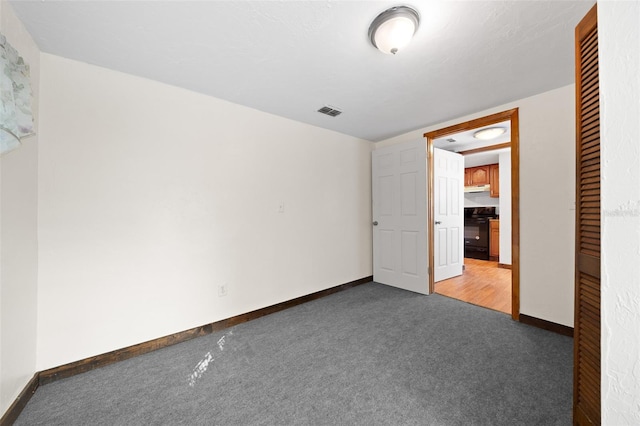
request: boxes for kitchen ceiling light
[368,6,420,55]
[473,127,507,140]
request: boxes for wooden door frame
[424,108,520,320]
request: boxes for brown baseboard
[39,276,373,385]
[519,314,574,337]
[39,322,218,385]
[0,373,39,426]
[498,263,512,270]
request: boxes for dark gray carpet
[15,283,572,425]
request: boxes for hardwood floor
[435,258,511,314]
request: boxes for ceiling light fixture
[473,127,507,140]
[368,6,420,55]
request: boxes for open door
[433,148,464,282]
[372,139,428,294]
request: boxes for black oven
[464,207,496,260]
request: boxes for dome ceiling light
[368,6,420,55]
[473,127,507,140]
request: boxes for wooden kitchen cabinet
[490,219,500,260]
[467,165,490,186]
[464,164,498,188]
[490,164,499,197]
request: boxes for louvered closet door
[574,4,600,426]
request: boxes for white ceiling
[463,148,510,168]
[9,0,594,142]
[434,119,511,167]
[433,120,511,152]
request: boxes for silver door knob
[372,221,379,226]
[435,221,442,225]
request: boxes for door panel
[372,140,428,294]
[437,177,447,215]
[401,231,418,276]
[401,172,417,215]
[450,227,461,264]
[379,230,394,272]
[436,228,447,267]
[379,174,393,216]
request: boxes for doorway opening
[424,108,520,320]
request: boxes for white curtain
[1,33,35,155]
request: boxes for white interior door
[433,148,464,282]
[372,140,428,295]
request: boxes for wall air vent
[317,105,342,117]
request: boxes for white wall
[599,1,640,424]
[498,151,512,265]
[377,85,576,326]
[37,53,373,370]
[0,0,39,416]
